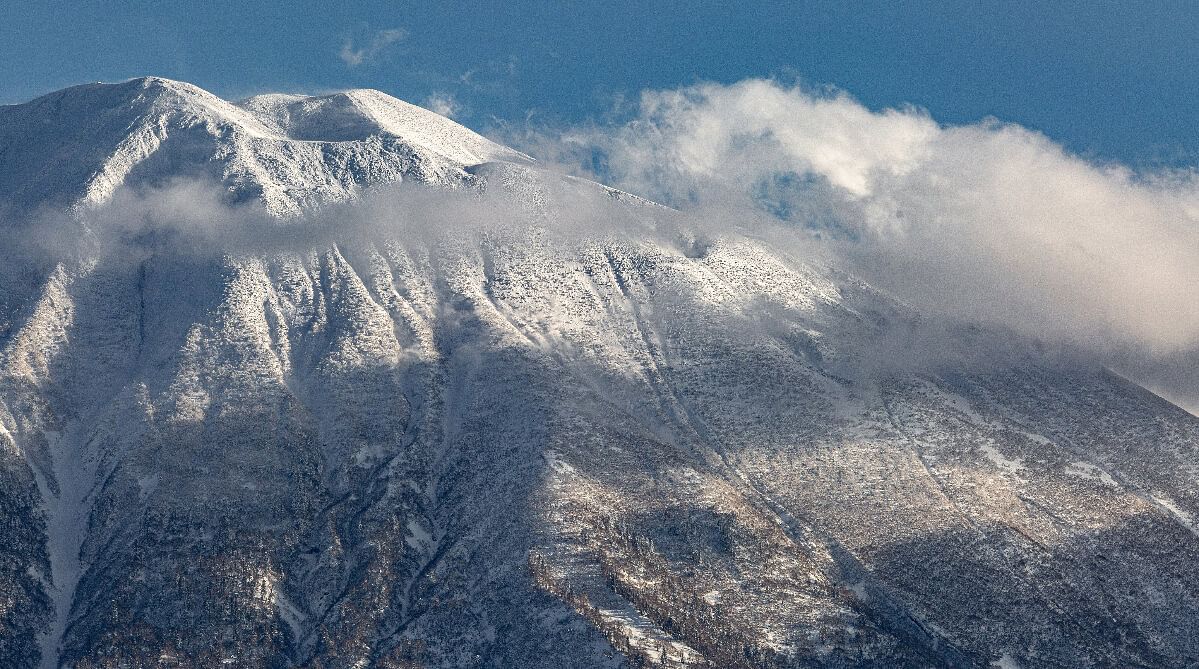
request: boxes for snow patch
[1150,493,1198,536]
[980,443,1025,478]
[34,428,99,669]
[847,581,868,600]
[938,387,992,426]
[592,606,705,666]
[276,590,306,642]
[0,419,16,455]
[543,450,576,475]
[1064,461,1118,487]
[405,518,433,550]
[137,474,160,501]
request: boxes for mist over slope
[522,79,1199,413]
[1,78,1198,669]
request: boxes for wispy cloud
[423,92,460,118]
[339,28,406,67]
[458,55,520,94]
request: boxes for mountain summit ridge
[0,76,528,215]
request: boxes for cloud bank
[5,77,1195,410]
[521,79,1199,409]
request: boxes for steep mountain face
[1,78,1198,669]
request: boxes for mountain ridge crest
[0,76,530,215]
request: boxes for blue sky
[1,1,1197,167]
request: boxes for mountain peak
[238,86,528,165]
[0,77,530,215]
[18,76,248,123]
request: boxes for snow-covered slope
[1,78,1199,669]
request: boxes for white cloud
[520,79,1199,410]
[339,28,406,67]
[547,79,1199,355]
[423,92,460,118]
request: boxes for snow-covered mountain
[2,77,1198,669]
[0,76,528,215]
